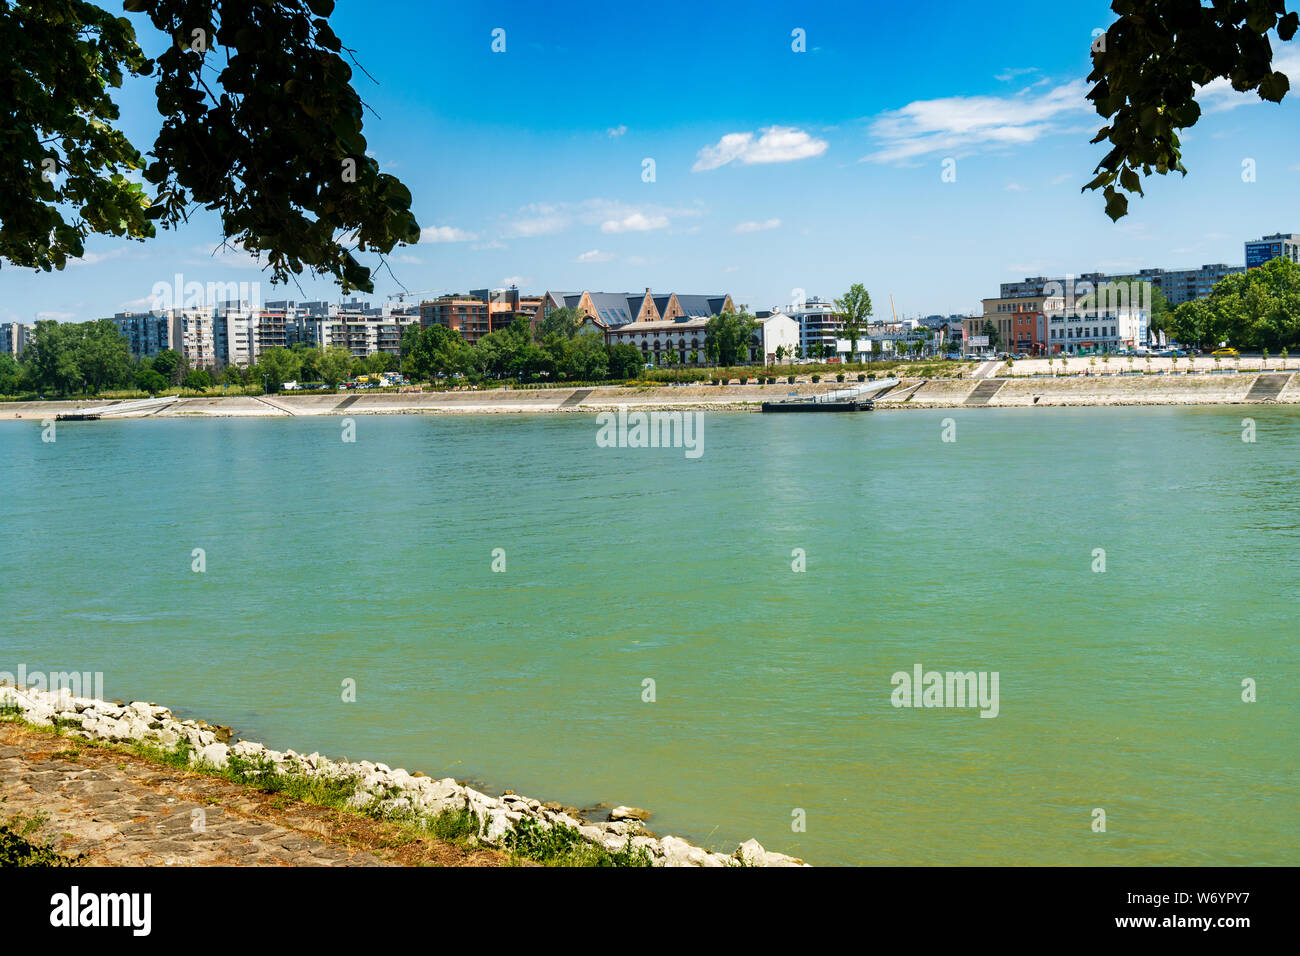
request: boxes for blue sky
[8,0,1300,324]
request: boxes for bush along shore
[0,684,806,867]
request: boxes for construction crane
[387,289,449,303]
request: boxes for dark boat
[761,378,899,413]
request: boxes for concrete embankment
[0,684,806,867]
[1,371,1297,420]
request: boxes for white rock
[194,742,230,768]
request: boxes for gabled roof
[585,292,638,327]
[672,294,730,317]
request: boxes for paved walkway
[0,723,505,866]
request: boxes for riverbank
[0,684,806,867]
[1,369,1295,419]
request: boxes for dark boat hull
[761,400,873,412]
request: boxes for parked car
[1212,347,1239,357]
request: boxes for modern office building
[1245,233,1300,269]
[1046,310,1149,355]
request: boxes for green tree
[401,323,470,381]
[559,331,609,381]
[1,0,419,290]
[0,352,26,394]
[981,320,1001,350]
[607,343,643,379]
[834,283,873,361]
[257,346,301,392]
[135,368,167,395]
[1085,1,1295,220]
[534,306,584,342]
[151,349,184,384]
[26,319,132,395]
[317,345,353,387]
[182,367,211,389]
[705,311,758,366]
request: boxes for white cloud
[36,310,75,320]
[861,80,1091,164]
[504,199,699,239]
[420,225,478,243]
[996,67,1039,83]
[1049,173,1071,185]
[502,275,530,286]
[734,218,781,233]
[390,254,422,264]
[576,249,615,263]
[1004,183,1026,192]
[693,126,828,172]
[601,211,670,233]
[607,125,628,138]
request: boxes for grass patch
[502,817,653,867]
[0,812,79,867]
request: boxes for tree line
[1166,258,1300,352]
[0,319,400,397]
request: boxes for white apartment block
[0,322,32,358]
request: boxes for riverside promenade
[0,721,506,867]
[1,365,1298,420]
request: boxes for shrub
[836,372,845,382]
[786,375,795,384]
[811,374,821,383]
[857,373,866,382]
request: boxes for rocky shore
[0,683,806,867]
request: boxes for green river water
[1,406,1296,865]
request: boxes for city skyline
[5,0,1300,326]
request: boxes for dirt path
[0,723,509,867]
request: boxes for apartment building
[999,263,1242,307]
[786,297,842,355]
[110,312,175,360]
[0,322,32,359]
